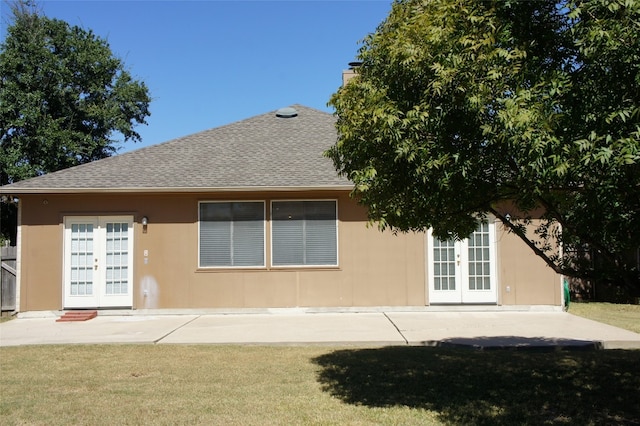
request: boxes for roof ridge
[120,104,334,156]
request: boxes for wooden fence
[1,246,17,312]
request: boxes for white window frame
[198,201,266,269]
[270,199,339,268]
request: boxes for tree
[327,0,640,295]
[0,1,151,243]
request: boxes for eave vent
[276,107,298,118]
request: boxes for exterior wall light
[0,195,19,204]
[141,216,149,226]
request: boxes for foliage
[0,1,151,242]
[328,0,640,291]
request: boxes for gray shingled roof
[0,105,352,194]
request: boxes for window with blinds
[271,200,337,266]
[199,202,265,267]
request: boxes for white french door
[428,222,497,304]
[63,216,134,308]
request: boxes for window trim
[198,200,266,269]
[269,199,339,268]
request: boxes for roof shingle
[0,105,351,193]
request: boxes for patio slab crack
[384,312,409,345]
[154,315,201,344]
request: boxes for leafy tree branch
[327,0,640,293]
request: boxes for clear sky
[0,0,392,153]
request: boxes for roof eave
[0,185,354,195]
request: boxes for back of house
[0,105,562,312]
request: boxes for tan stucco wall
[17,191,427,310]
[496,222,561,306]
[16,192,561,311]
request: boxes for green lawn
[569,302,640,334]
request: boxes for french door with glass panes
[428,222,497,304]
[63,216,133,308]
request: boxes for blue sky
[1,0,392,153]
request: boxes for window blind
[199,202,264,267]
[272,201,337,266]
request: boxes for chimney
[342,61,362,86]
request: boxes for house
[0,104,563,312]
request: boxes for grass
[0,345,439,425]
[569,302,640,334]
[1,344,640,425]
[0,315,14,323]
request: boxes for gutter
[0,185,354,195]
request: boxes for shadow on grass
[313,344,640,425]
